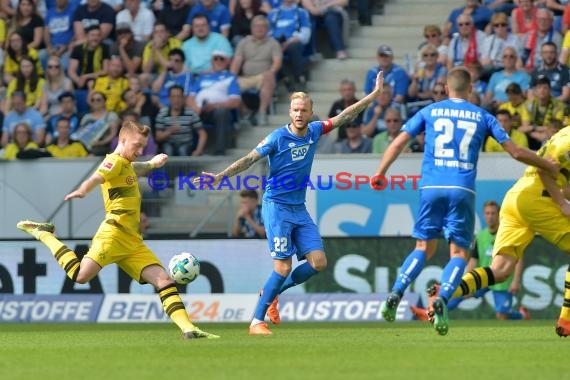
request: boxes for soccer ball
[168,252,200,284]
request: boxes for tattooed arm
[132,153,168,176]
[193,149,264,187]
[329,70,384,130]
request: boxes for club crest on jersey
[291,144,310,161]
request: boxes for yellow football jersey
[96,153,141,237]
[511,126,570,195]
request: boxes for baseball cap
[211,49,230,59]
[116,22,132,33]
[377,44,393,56]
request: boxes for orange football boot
[555,318,570,337]
[249,322,273,335]
[267,297,281,325]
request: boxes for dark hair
[483,200,500,211]
[168,84,184,96]
[85,24,100,34]
[192,12,210,24]
[56,116,71,125]
[536,75,551,87]
[15,55,39,93]
[58,91,75,101]
[168,48,185,62]
[505,82,522,95]
[240,190,259,199]
[495,109,511,118]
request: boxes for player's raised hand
[372,70,384,96]
[150,153,168,169]
[192,171,220,188]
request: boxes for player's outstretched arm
[537,167,570,217]
[64,172,104,201]
[370,131,412,188]
[502,141,559,178]
[132,153,168,175]
[192,149,263,187]
[329,71,384,130]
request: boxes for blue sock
[447,297,462,311]
[439,257,467,302]
[392,249,426,296]
[253,271,287,321]
[279,262,318,294]
[507,310,523,320]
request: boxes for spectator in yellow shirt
[3,31,42,84]
[4,55,44,114]
[485,109,529,152]
[46,117,90,158]
[2,122,39,159]
[498,82,531,133]
[92,56,129,113]
[141,21,181,86]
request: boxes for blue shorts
[262,201,324,260]
[413,187,475,249]
[492,290,513,314]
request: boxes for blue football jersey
[402,98,510,190]
[255,121,326,205]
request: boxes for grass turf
[0,321,567,380]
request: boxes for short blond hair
[290,92,313,109]
[119,120,150,139]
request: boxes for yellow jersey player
[451,126,570,337]
[17,120,219,340]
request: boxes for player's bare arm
[502,140,559,179]
[64,172,105,200]
[330,71,384,129]
[132,153,168,175]
[193,149,263,187]
[537,168,570,217]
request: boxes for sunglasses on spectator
[47,64,60,69]
[503,54,516,59]
[423,53,437,57]
[213,56,227,61]
[494,23,507,27]
[458,22,472,26]
[433,90,446,95]
[385,119,401,123]
[425,34,439,38]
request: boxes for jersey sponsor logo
[102,161,114,171]
[291,144,310,161]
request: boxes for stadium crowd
[0,0,569,160]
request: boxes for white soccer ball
[168,252,200,284]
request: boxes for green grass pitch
[0,321,567,380]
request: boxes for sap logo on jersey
[291,144,310,161]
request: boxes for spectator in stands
[431,82,448,102]
[521,8,562,72]
[446,14,486,70]
[187,50,241,155]
[230,0,265,47]
[2,91,45,147]
[511,0,539,37]
[232,189,265,238]
[45,116,90,158]
[110,110,157,157]
[186,0,232,38]
[362,83,397,138]
[230,14,281,126]
[443,0,493,40]
[4,30,43,84]
[528,41,570,101]
[74,91,120,156]
[152,48,193,108]
[545,0,566,33]
[527,75,568,149]
[45,91,80,145]
[467,61,487,99]
[267,0,311,91]
[2,122,39,159]
[182,13,233,75]
[407,44,447,114]
[4,55,44,114]
[484,109,529,152]
[364,44,409,107]
[301,0,349,60]
[332,120,371,154]
[328,78,362,141]
[122,76,159,128]
[72,0,115,46]
[372,107,407,154]
[483,47,530,110]
[408,131,425,153]
[155,85,206,156]
[562,2,570,34]
[44,0,77,71]
[92,56,129,113]
[483,0,517,15]
[480,12,523,78]
[417,25,447,65]
[110,22,144,77]
[11,0,44,50]
[141,21,182,84]
[498,82,532,133]
[116,0,155,42]
[68,25,110,113]
[156,0,192,40]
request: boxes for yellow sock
[158,284,195,332]
[40,233,80,281]
[560,269,570,320]
[451,267,495,299]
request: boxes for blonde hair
[420,43,438,57]
[119,120,150,139]
[290,92,313,109]
[491,12,508,25]
[423,25,441,37]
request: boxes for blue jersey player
[372,67,557,336]
[195,71,385,335]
